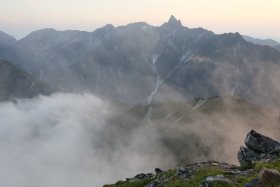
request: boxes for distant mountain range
[243,35,280,50]
[1,16,280,106]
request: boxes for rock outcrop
[238,130,280,165]
[200,175,232,187]
[125,173,154,183]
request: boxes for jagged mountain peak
[167,15,182,28]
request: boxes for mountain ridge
[103,130,280,187]
[1,16,280,106]
[243,35,280,47]
[0,59,54,101]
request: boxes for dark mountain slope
[0,31,35,72]
[0,59,53,101]
[19,28,96,72]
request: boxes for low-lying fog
[0,93,279,187]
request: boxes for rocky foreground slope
[104,130,280,187]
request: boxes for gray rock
[245,130,280,154]
[224,168,255,177]
[238,130,280,165]
[126,173,154,182]
[269,147,280,156]
[238,146,260,165]
[200,175,232,187]
[155,168,163,174]
[133,173,154,180]
[176,167,190,178]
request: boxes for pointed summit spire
[167,15,182,27]
[168,15,178,23]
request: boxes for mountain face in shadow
[0,59,53,101]
[1,16,280,106]
[0,31,36,72]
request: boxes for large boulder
[238,130,280,165]
[259,168,280,185]
[245,130,280,153]
[238,146,260,165]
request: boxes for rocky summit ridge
[104,130,280,187]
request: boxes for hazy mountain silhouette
[1,16,280,106]
[243,35,280,47]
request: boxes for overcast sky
[1,0,280,41]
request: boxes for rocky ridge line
[104,130,280,187]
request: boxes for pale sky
[1,0,280,41]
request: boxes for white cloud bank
[1,92,279,187]
[0,93,174,187]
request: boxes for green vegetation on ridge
[104,159,280,187]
